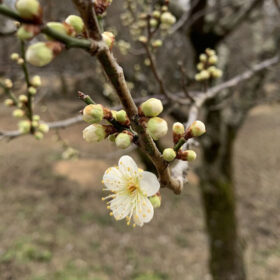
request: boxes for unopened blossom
[102,155,160,227]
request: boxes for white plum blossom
[102,155,160,227]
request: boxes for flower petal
[103,167,126,191]
[139,171,160,196]
[110,194,133,221]
[133,196,154,226]
[118,155,139,179]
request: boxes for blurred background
[0,0,280,280]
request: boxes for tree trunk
[199,104,246,280]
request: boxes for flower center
[128,185,137,194]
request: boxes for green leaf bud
[149,193,161,208]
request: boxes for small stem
[174,137,186,152]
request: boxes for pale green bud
[28,86,37,95]
[152,11,161,18]
[17,58,24,65]
[10,53,20,61]
[115,110,127,123]
[163,148,176,162]
[205,48,216,56]
[149,194,161,208]
[4,99,14,107]
[18,120,31,134]
[102,31,115,49]
[199,70,210,80]
[34,131,44,140]
[140,98,163,117]
[26,42,54,67]
[182,150,197,161]
[115,133,132,149]
[19,95,28,103]
[150,18,158,27]
[31,75,41,87]
[208,55,218,64]
[152,39,162,48]
[173,122,185,135]
[83,104,104,123]
[199,54,207,62]
[65,15,84,34]
[108,134,116,142]
[189,120,206,137]
[147,117,168,140]
[17,25,34,40]
[83,124,106,143]
[38,123,49,133]
[32,120,39,127]
[161,12,176,25]
[195,73,202,81]
[33,114,40,121]
[212,69,223,78]
[138,36,147,43]
[4,79,13,89]
[197,62,204,71]
[16,0,41,21]
[13,109,25,118]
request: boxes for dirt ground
[0,102,279,280]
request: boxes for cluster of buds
[162,121,206,163]
[82,102,134,149]
[138,98,168,141]
[195,48,223,81]
[10,52,24,65]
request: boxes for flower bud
[34,131,44,140]
[115,110,129,125]
[152,39,162,48]
[199,70,210,80]
[13,109,24,118]
[17,58,24,65]
[4,99,14,107]
[83,104,104,123]
[115,133,132,149]
[28,86,36,95]
[19,95,28,103]
[140,98,163,117]
[10,53,20,61]
[65,15,84,34]
[195,73,202,81]
[18,120,31,134]
[152,11,161,18]
[179,150,197,161]
[33,114,40,121]
[4,79,13,89]
[160,12,176,25]
[199,54,207,62]
[147,117,168,140]
[32,120,39,127]
[16,24,40,40]
[38,123,49,133]
[172,122,185,143]
[197,62,204,71]
[83,124,106,143]
[138,36,147,44]
[212,69,223,78]
[150,18,158,27]
[189,120,206,137]
[163,148,176,162]
[26,42,54,67]
[205,48,216,56]
[208,55,218,65]
[102,31,115,50]
[149,193,161,208]
[15,0,42,23]
[31,75,41,87]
